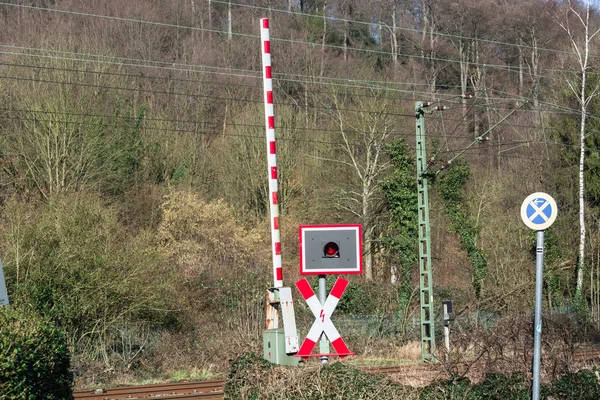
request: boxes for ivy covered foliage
[225,353,600,400]
[381,138,418,309]
[422,369,600,400]
[0,305,73,399]
[544,369,600,399]
[437,161,488,298]
[421,373,529,400]
[225,353,414,400]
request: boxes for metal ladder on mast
[415,102,436,361]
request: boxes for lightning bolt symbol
[320,309,325,323]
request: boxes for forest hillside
[1,0,600,388]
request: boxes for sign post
[0,260,9,306]
[520,192,557,400]
[442,301,452,363]
[318,275,329,364]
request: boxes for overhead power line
[0,73,425,118]
[0,42,595,121]
[212,0,586,59]
[0,114,360,146]
[1,4,599,139]
[0,108,584,154]
[0,1,596,79]
[0,49,594,123]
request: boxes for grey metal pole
[318,275,329,365]
[532,230,544,400]
[0,259,8,306]
[443,302,450,362]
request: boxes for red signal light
[323,242,340,258]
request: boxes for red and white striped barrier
[260,18,283,288]
[295,277,353,359]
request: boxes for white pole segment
[260,18,283,288]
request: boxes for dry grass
[348,340,422,367]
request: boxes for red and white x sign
[295,277,352,359]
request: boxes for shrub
[418,378,471,400]
[545,369,600,400]
[226,354,600,400]
[1,193,179,365]
[420,373,529,400]
[225,352,417,400]
[0,305,73,399]
[470,373,529,400]
[157,190,268,278]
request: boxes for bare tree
[419,0,442,94]
[557,0,600,295]
[325,87,398,281]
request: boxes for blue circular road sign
[520,192,557,231]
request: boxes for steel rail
[73,380,225,400]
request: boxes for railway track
[73,380,225,400]
[572,347,600,362]
[72,348,600,399]
[361,364,439,375]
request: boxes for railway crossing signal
[299,225,362,275]
[297,224,362,363]
[295,277,354,360]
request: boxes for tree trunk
[208,0,212,41]
[530,29,540,111]
[421,1,437,94]
[470,39,484,137]
[343,17,348,61]
[429,20,436,94]
[518,39,524,99]
[459,40,469,116]
[190,0,196,39]
[320,2,327,77]
[391,2,398,65]
[577,78,587,294]
[227,1,232,41]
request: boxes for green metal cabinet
[263,328,301,366]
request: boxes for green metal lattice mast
[415,101,436,362]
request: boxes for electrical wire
[212,0,593,60]
[0,114,361,146]
[0,4,597,156]
[0,108,586,154]
[0,59,426,104]
[2,44,598,121]
[1,1,597,80]
[0,73,429,118]
[2,54,595,130]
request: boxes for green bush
[544,369,600,400]
[225,352,416,400]
[420,373,529,400]
[470,373,529,400]
[226,354,600,400]
[2,193,178,358]
[419,378,471,400]
[0,305,73,399]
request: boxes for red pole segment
[260,18,283,288]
